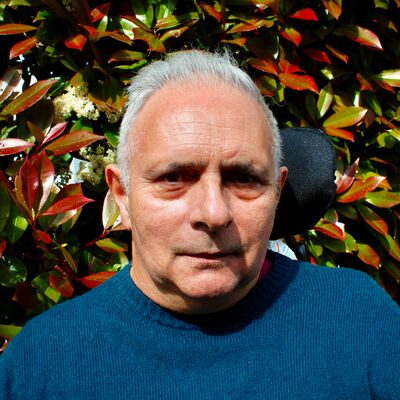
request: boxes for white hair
[117,50,282,189]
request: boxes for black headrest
[271,127,336,239]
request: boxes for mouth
[180,251,241,260]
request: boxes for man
[1,50,399,399]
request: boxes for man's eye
[234,173,257,184]
[162,172,182,183]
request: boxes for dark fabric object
[1,254,400,399]
[271,128,336,239]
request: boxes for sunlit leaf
[155,12,198,30]
[41,121,69,146]
[39,194,94,216]
[95,238,128,253]
[0,324,22,339]
[356,73,373,91]
[289,8,318,21]
[326,44,348,64]
[279,73,318,93]
[102,190,120,230]
[317,83,333,119]
[379,235,400,263]
[65,34,87,50]
[160,25,191,41]
[44,130,104,156]
[256,75,277,97]
[324,127,354,141]
[279,26,302,46]
[314,220,346,240]
[373,69,400,88]
[60,246,77,273]
[0,138,34,156]
[0,67,22,104]
[323,0,342,19]
[78,271,116,289]
[199,2,222,21]
[108,50,146,63]
[337,176,385,203]
[338,25,383,50]
[19,158,39,213]
[357,202,388,235]
[9,37,38,59]
[248,58,278,76]
[336,159,358,194]
[5,203,28,244]
[133,28,166,52]
[0,24,37,35]
[91,2,111,23]
[323,106,367,128]
[32,151,55,212]
[365,191,400,208]
[356,243,380,269]
[0,80,56,116]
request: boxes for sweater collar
[112,251,300,331]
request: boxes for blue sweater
[1,253,399,399]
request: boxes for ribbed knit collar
[111,251,300,331]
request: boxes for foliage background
[0,0,399,344]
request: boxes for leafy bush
[0,0,399,344]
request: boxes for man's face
[107,81,286,314]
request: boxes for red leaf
[289,8,318,21]
[40,194,94,216]
[199,2,222,22]
[0,67,22,104]
[337,176,386,203]
[357,203,388,236]
[0,138,34,156]
[356,243,380,269]
[32,151,55,212]
[248,58,279,76]
[49,273,74,298]
[303,48,331,64]
[0,80,56,116]
[0,239,6,258]
[41,122,69,146]
[44,130,104,156]
[228,23,259,34]
[336,159,359,194]
[34,229,52,244]
[91,2,111,23]
[0,24,37,35]
[79,271,116,289]
[279,73,319,93]
[339,25,383,50]
[19,158,39,213]
[324,127,354,141]
[280,26,302,46]
[9,37,38,60]
[356,73,374,91]
[80,25,98,39]
[65,34,87,50]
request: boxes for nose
[189,177,233,232]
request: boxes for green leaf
[379,235,400,263]
[133,28,166,52]
[323,106,367,128]
[155,12,198,30]
[365,191,400,208]
[317,83,333,119]
[0,80,56,116]
[0,255,27,287]
[383,259,400,282]
[0,324,23,339]
[95,238,128,253]
[5,203,29,244]
[0,182,11,232]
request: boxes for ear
[105,164,132,231]
[276,166,288,200]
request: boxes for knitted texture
[1,252,399,399]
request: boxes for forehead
[131,80,273,167]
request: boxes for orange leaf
[199,2,222,22]
[0,80,56,116]
[0,24,37,35]
[49,273,74,298]
[337,176,386,203]
[280,26,302,46]
[9,37,38,59]
[315,220,346,240]
[65,34,87,50]
[323,0,342,19]
[356,243,380,269]
[0,138,34,156]
[279,73,319,93]
[357,203,388,236]
[326,44,348,64]
[91,2,111,23]
[356,73,374,91]
[79,271,116,289]
[324,127,354,141]
[289,8,318,21]
[248,58,278,76]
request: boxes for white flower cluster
[78,145,116,187]
[53,85,100,122]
